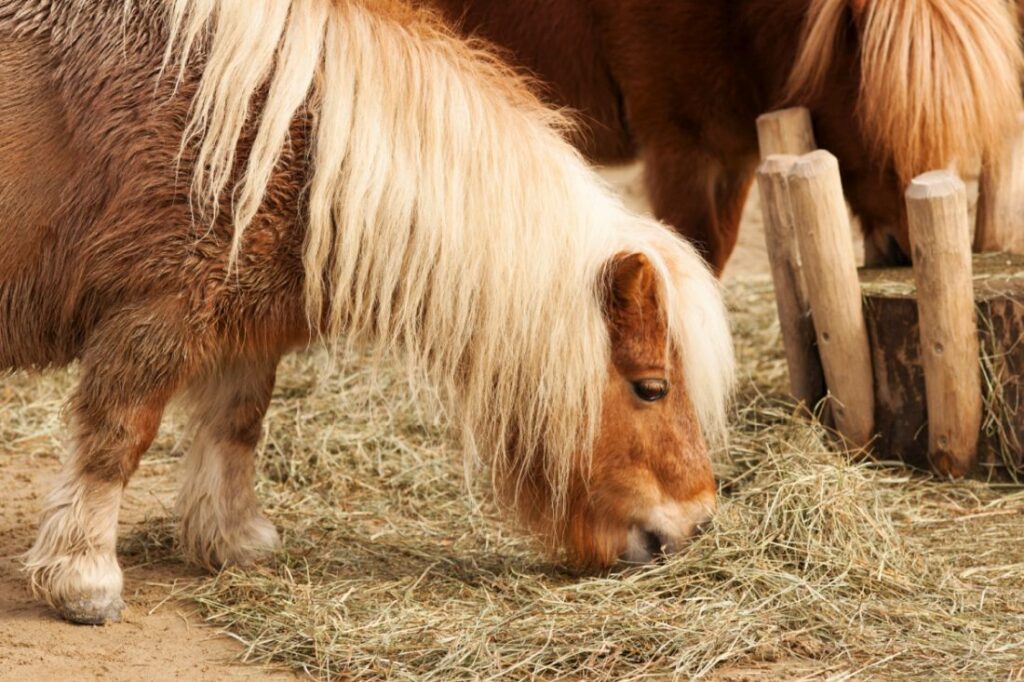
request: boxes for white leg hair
[177,360,280,570]
[23,451,125,625]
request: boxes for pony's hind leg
[177,358,280,570]
[23,306,190,624]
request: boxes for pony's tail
[787,0,1024,182]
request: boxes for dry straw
[6,279,1024,678]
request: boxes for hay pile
[173,278,1024,679]
[6,278,1024,678]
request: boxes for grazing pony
[0,0,734,624]
[429,0,1024,273]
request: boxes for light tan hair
[157,0,734,519]
[788,0,1023,181]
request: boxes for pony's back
[426,0,634,160]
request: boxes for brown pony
[428,0,1024,273]
[0,0,734,624]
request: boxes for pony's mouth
[620,525,675,564]
[617,496,716,564]
[619,519,714,564]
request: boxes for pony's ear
[603,252,659,322]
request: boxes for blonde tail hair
[788,0,1023,181]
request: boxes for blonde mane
[159,0,734,519]
[787,0,1023,181]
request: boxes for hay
[178,277,1024,679]
[978,309,1024,480]
[6,278,1024,678]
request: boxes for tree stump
[861,252,1024,475]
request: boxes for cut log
[975,112,1024,254]
[861,252,1024,476]
[756,107,817,158]
[755,155,826,409]
[787,151,875,448]
[905,171,982,477]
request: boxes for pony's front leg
[23,409,159,624]
[641,131,756,276]
[23,307,189,624]
[177,358,280,570]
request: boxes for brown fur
[514,254,715,567]
[1,0,723,622]
[572,254,714,566]
[428,0,1023,272]
[2,1,328,622]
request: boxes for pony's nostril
[643,529,667,557]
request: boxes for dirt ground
[0,164,769,681]
[0,455,300,682]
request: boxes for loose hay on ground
[4,278,1024,679]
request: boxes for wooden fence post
[906,171,982,477]
[975,112,1024,254]
[756,155,826,409]
[756,107,817,159]
[786,150,875,448]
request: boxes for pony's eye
[632,378,669,402]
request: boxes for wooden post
[975,112,1024,254]
[786,150,875,448]
[756,155,826,408]
[756,107,817,158]
[906,171,982,477]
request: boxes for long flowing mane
[156,0,734,518]
[787,0,1023,182]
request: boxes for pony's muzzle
[619,494,716,564]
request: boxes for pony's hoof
[179,512,281,570]
[241,515,282,559]
[223,515,282,566]
[57,596,125,625]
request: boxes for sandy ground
[0,164,768,681]
[0,452,301,681]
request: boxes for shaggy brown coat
[429,0,1023,272]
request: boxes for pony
[0,0,734,624]
[427,0,1024,274]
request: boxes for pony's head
[787,0,1023,261]
[572,252,716,566]
[505,228,732,569]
